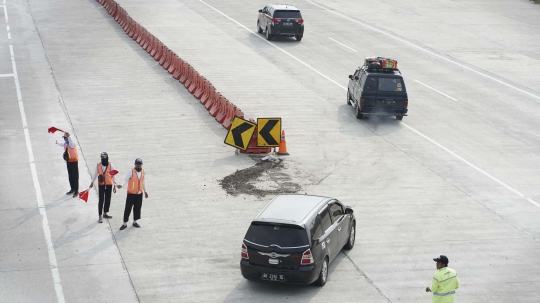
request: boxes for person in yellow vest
[55,132,79,198]
[117,158,148,230]
[89,152,117,223]
[426,255,460,303]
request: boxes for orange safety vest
[65,144,79,162]
[97,163,113,186]
[127,168,145,195]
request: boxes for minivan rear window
[274,10,302,19]
[245,224,308,248]
[378,78,404,92]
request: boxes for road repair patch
[220,157,305,197]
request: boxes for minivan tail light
[271,18,280,22]
[404,99,408,107]
[301,249,314,265]
[360,98,365,106]
[295,18,304,23]
[241,242,249,260]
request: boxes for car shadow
[338,104,404,136]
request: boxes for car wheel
[295,35,302,41]
[396,115,404,121]
[315,257,329,286]
[355,103,364,119]
[266,27,273,40]
[257,21,263,33]
[344,222,356,250]
[347,90,352,105]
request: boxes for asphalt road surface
[1,0,540,302]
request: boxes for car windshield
[378,77,404,92]
[245,223,308,247]
[274,10,302,19]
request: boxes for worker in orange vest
[117,158,148,230]
[56,132,79,198]
[89,152,117,223]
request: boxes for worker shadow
[53,218,98,249]
[220,252,347,302]
[9,196,73,231]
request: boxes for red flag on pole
[108,170,119,177]
[79,189,89,203]
[48,127,64,134]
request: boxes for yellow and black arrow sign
[224,117,256,150]
[257,118,281,147]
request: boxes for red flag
[48,127,64,134]
[79,189,89,203]
[108,170,119,177]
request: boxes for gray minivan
[240,195,355,286]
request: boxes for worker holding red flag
[117,158,148,230]
[55,132,79,198]
[89,152,117,223]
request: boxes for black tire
[347,90,352,105]
[355,103,364,119]
[266,27,273,40]
[344,222,356,250]
[295,35,302,41]
[314,257,329,286]
[257,21,263,33]
[396,115,404,121]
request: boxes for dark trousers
[98,185,112,216]
[123,194,143,223]
[66,161,79,192]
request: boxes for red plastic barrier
[127,21,137,38]
[215,97,229,123]
[150,38,160,57]
[187,71,200,93]
[178,62,190,84]
[172,57,185,79]
[209,93,224,117]
[167,54,177,74]
[183,65,194,88]
[221,102,236,129]
[142,34,151,51]
[114,7,122,22]
[163,50,173,70]
[200,80,211,104]
[135,26,145,44]
[159,47,169,66]
[193,76,205,99]
[204,86,218,111]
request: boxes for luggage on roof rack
[364,57,398,70]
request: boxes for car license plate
[283,22,293,26]
[261,273,285,282]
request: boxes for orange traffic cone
[277,130,289,155]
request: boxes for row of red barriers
[95,0,245,130]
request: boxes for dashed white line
[0,73,14,77]
[1,5,7,23]
[7,5,66,302]
[305,0,540,101]
[328,37,357,52]
[414,79,458,101]
[199,0,540,209]
[7,24,11,39]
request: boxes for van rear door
[374,77,407,113]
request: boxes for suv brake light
[241,242,249,260]
[404,99,408,107]
[301,249,314,265]
[295,18,304,23]
[271,18,280,22]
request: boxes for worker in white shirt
[89,152,117,223]
[117,158,148,230]
[55,132,79,198]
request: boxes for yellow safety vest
[432,267,459,303]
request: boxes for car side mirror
[354,76,359,80]
[259,9,263,13]
[345,207,354,214]
[348,75,353,79]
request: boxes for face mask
[101,158,108,166]
[134,167,142,172]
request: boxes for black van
[347,57,408,120]
[240,195,356,286]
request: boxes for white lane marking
[199,0,540,209]
[7,24,10,39]
[0,73,14,77]
[1,5,7,23]
[328,37,357,52]
[414,79,458,101]
[305,0,540,101]
[10,45,66,303]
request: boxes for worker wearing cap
[117,158,148,230]
[55,132,79,198]
[89,152,117,223]
[426,255,460,303]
